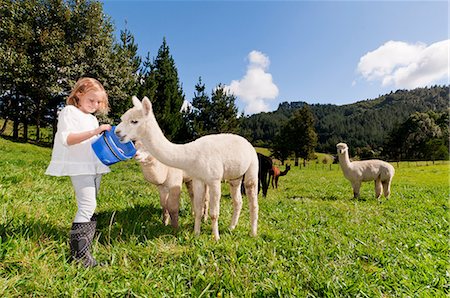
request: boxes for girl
[46,77,111,267]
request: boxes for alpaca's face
[336,143,348,155]
[116,108,144,143]
[115,96,147,143]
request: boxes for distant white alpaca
[116,96,259,240]
[134,141,209,228]
[336,143,395,199]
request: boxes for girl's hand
[97,124,112,134]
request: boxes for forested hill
[240,86,449,153]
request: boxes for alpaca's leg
[244,177,259,237]
[192,179,206,236]
[184,179,194,215]
[202,186,210,222]
[383,178,392,198]
[185,179,209,221]
[275,176,279,189]
[374,178,382,199]
[269,173,274,189]
[261,171,269,196]
[167,186,181,228]
[208,181,222,241]
[351,181,361,198]
[257,174,261,194]
[158,188,170,226]
[229,178,243,231]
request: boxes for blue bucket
[92,126,136,166]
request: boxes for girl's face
[77,90,106,114]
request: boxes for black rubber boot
[69,219,98,268]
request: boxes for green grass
[0,119,54,144]
[0,137,448,297]
[255,147,271,156]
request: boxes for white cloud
[225,50,279,114]
[357,39,449,89]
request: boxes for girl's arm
[67,124,111,146]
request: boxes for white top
[45,105,110,176]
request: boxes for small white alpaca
[336,143,395,199]
[134,141,209,228]
[116,96,259,240]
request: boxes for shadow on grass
[323,195,376,202]
[0,204,183,247]
[285,194,376,202]
[0,217,68,243]
[320,195,340,201]
[95,204,184,244]
[0,135,53,148]
[285,195,342,201]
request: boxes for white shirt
[45,105,110,176]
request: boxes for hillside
[240,86,449,153]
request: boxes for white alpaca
[134,141,209,228]
[116,96,259,240]
[336,143,395,199]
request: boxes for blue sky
[102,0,449,114]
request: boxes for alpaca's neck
[280,167,290,176]
[140,156,169,185]
[139,111,192,170]
[338,152,352,171]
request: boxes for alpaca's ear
[142,96,152,116]
[132,96,142,108]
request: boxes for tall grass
[0,137,448,297]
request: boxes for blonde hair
[67,77,110,115]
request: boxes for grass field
[0,137,448,297]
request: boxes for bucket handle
[102,133,124,161]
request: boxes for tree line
[1,0,140,142]
[1,0,448,163]
[0,0,243,146]
[241,86,449,161]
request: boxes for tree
[271,130,290,164]
[189,77,212,138]
[106,27,141,121]
[139,38,184,142]
[0,0,71,142]
[279,105,317,166]
[0,0,24,135]
[238,86,449,153]
[0,0,141,143]
[209,84,240,134]
[187,79,240,138]
[386,111,445,160]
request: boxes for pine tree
[188,79,240,138]
[140,38,184,141]
[209,84,240,134]
[138,52,156,101]
[106,27,141,121]
[190,77,212,137]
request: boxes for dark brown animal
[257,153,272,197]
[268,164,291,189]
